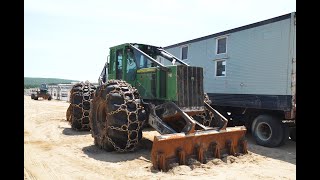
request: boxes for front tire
[90,80,147,152]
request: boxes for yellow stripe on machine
[137,68,157,73]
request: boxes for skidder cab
[90,43,248,171]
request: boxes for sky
[24,0,296,83]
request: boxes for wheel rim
[256,122,272,141]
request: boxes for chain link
[194,93,215,127]
[69,82,95,129]
[101,80,145,152]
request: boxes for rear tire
[69,82,96,131]
[251,115,287,147]
[90,80,147,152]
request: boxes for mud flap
[151,126,248,171]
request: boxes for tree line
[24,77,78,89]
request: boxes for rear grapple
[68,81,96,131]
[192,93,219,127]
[90,79,147,152]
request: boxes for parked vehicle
[163,12,296,147]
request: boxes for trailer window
[216,37,227,54]
[181,46,188,60]
[215,60,226,77]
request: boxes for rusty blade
[151,126,248,171]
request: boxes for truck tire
[34,96,38,100]
[31,94,35,99]
[290,127,296,141]
[90,80,147,152]
[251,115,287,147]
[69,82,96,131]
[48,95,52,100]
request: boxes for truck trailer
[163,12,296,147]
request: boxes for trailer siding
[165,13,295,97]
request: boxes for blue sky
[24,0,296,83]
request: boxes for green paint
[104,43,191,103]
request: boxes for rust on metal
[151,126,247,171]
[226,140,236,156]
[239,138,248,154]
[177,148,186,165]
[155,152,167,172]
[196,145,205,163]
[211,142,221,159]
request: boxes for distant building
[47,84,73,101]
[48,82,98,102]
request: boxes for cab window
[116,50,123,79]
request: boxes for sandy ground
[24,95,296,180]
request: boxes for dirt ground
[24,95,296,180]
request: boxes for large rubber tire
[90,80,147,152]
[251,115,288,147]
[69,82,96,131]
[192,93,219,127]
[66,104,72,122]
[290,127,296,141]
[31,94,35,99]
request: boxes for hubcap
[256,122,272,141]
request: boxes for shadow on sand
[82,128,296,168]
[246,132,296,165]
[82,137,153,163]
[62,128,91,136]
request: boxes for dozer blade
[151,126,248,171]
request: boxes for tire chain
[105,80,145,152]
[69,81,96,130]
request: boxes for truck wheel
[290,127,296,141]
[90,80,147,152]
[31,94,35,99]
[48,95,52,100]
[69,82,96,131]
[34,96,38,100]
[251,115,286,147]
